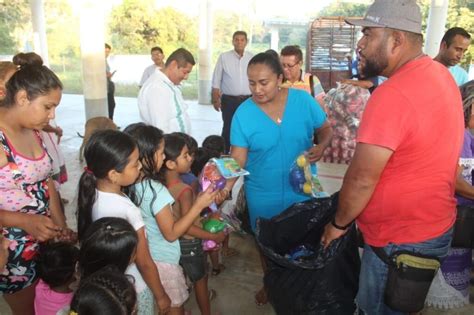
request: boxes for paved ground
[0,94,473,314]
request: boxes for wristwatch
[331,217,351,230]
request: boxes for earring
[278,86,281,91]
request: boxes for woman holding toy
[225,51,332,305]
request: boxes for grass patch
[53,69,199,100]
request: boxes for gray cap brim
[345,18,384,29]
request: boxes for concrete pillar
[424,0,449,57]
[198,0,213,105]
[29,0,49,66]
[79,1,108,119]
[270,27,279,51]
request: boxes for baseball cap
[345,0,422,34]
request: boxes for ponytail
[77,171,98,240]
[76,130,136,241]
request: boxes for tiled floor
[0,95,472,314]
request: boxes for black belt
[222,94,251,102]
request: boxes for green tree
[445,1,474,66]
[108,0,198,56]
[44,0,80,72]
[108,0,157,53]
[0,0,30,54]
[318,2,369,18]
[419,0,474,67]
[212,10,266,60]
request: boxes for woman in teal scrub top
[224,51,332,305]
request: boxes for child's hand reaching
[195,185,219,210]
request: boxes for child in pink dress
[34,242,79,315]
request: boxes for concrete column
[29,0,49,66]
[270,27,279,51]
[424,0,449,57]
[79,1,108,119]
[198,0,213,105]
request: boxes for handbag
[451,205,474,248]
[371,247,440,313]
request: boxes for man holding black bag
[320,0,464,314]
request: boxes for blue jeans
[357,228,453,315]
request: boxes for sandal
[208,288,217,301]
[211,264,225,276]
[222,247,239,258]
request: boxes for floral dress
[0,130,52,294]
[425,129,473,309]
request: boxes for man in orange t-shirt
[320,0,464,314]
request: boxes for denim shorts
[357,228,453,315]
[179,239,207,283]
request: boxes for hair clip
[83,166,94,175]
[106,225,112,230]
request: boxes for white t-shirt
[91,190,147,293]
[92,190,144,231]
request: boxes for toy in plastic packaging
[200,162,227,192]
[199,162,227,212]
[201,218,233,251]
[211,157,249,179]
[289,152,328,198]
[203,218,227,233]
[199,157,249,212]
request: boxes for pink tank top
[0,132,51,211]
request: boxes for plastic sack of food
[289,152,328,198]
[322,82,370,164]
[255,193,360,314]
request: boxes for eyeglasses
[281,62,300,69]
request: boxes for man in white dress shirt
[212,31,254,153]
[139,46,165,87]
[138,48,194,134]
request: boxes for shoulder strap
[0,130,25,183]
[176,185,193,202]
[0,130,52,201]
[0,130,38,203]
[309,74,315,97]
[370,246,391,265]
[36,130,54,177]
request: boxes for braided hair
[70,266,136,315]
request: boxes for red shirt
[356,56,464,247]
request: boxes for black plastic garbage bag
[255,193,360,314]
